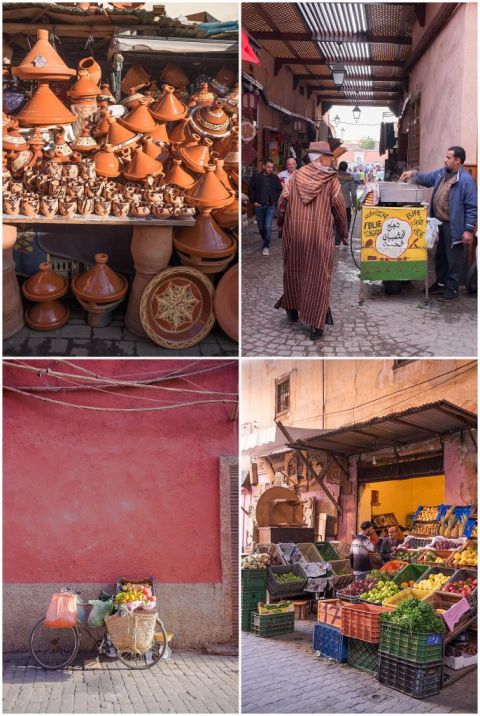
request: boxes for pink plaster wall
[444,434,477,504]
[409,3,477,169]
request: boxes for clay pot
[84,181,103,198]
[16,82,76,127]
[12,28,75,81]
[94,145,121,178]
[141,136,164,161]
[58,199,77,217]
[106,116,140,151]
[23,262,68,301]
[190,83,215,107]
[71,123,99,154]
[169,117,192,145]
[10,150,33,175]
[28,127,47,152]
[93,110,111,138]
[224,83,239,115]
[163,159,194,189]
[63,163,80,180]
[21,195,40,217]
[78,56,101,85]
[3,224,24,338]
[144,188,164,204]
[98,83,115,102]
[151,204,172,218]
[213,157,235,192]
[212,196,239,229]
[77,197,94,215]
[3,194,21,215]
[46,161,63,179]
[145,121,170,145]
[71,253,128,304]
[40,196,59,218]
[119,100,157,134]
[130,202,151,217]
[160,63,189,89]
[80,157,97,180]
[69,70,101,104]
[173,210,236,275]
[122,89,146,110]
[76,295,124,328]
[94,198,111,216]
[223,128,240,170]
[190,100,231,139]
[25,300,70,330]
[178,134,212,175]
[67,183,85,199]
[150,85,188,123]
[215,65,236,88]
[121,63,150,94]
[123,146,163,181]
[45,129,74,163]
[10,180,24,195]
[185,164,235,209]
[214,263,238,341]
[3,128,28,152]
[213,125,238,158]
[112,199,130,217]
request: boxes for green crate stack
[250,611,294,637]
[347,638,379,674]
[379,621,443,663]
[241,571,268,632]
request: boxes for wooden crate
[292,599,311,620]
[317,599,345,630]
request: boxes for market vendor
[349,521,378,580]
[379,524,403,563]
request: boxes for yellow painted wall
[358,474,446,528]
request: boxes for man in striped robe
[276,141,347,340]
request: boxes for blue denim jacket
[414,167,477,245]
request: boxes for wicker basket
[105,611,157,653]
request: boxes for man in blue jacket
[400,146,477,301]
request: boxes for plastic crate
[411,521,439,538]
[463,518,477,538]
[380,560,408,573]
[252,543,286,566]
[329,559,352,576]
[383,588,433,608]
[241,569,268,591]
[393,563,429,588]
[116,576,155,597]
[379,621,443,663]
[251,611,294,637]
[297,543,324,562]
[312,623,348,662]
[335,590,361,604]
[413,505,443,522]
[399,536,434,550]
[315,541,340,561]
[242,590,266,609]
[415,566,457,592]
[423,592,471,632]
[317,599,346,629]
[292,599,311,620]
[378,653,443,698]
[347,638,379,674]
[452,506,472,520]
[267,565,307,597]
[341,603,389,644]
[440,568,478,609]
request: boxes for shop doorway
[357,474,445,532]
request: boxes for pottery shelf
[2,215,195,227]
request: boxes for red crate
[341,602,391,644]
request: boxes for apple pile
[115,585,156,606]
[443,577,477,598]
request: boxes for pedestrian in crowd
[278,157,297,185]
[349,521,377,581]
[336,160,357,245]
[359,167,366,184]
[275,141,347,341]
[401,146,477,301]
[248,159,283,257]
[379,524,403,563]
[353,166,361,185]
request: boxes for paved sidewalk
[241,217,477,357]
[242,620,476,714]
[4,651,239,714]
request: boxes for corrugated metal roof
[288,401,477,456]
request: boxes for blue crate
[464,518,477,538]
[453,506,472,521]
[313,623,348,663]
[413,505,449,522]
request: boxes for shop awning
[241,424,324,457]
[108,35,238,58]
[286,401,477,456]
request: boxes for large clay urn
[12,28,75,81]
[22,262,69,330]
[190,100,230,139]
[123,146,163,181]
[169,117,192,146]
[94,144,121,178]
[119,100,157,134]
[149,85,187,123]
[68,70,101,104]
[3,224,24,338]
[78,56,101,85]
[178,134,212,174]
[16,82,76,127]
[164,159,195,189]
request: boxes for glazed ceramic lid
[71,253,128,304]
[164,159,195,189]
[119,100,157,134]
[173,211,236,259]
[150,85,188,122]
[22,262,68,301]
[190,100,231,139]
[185,165,235,209]
[123,146,163,181]
[191,83,215,107]
[68,70,102,101]
[139,266,215,349]
[12,29,75,81]
[214,263,238,342]
[177,134,212,175]
[105,116,140,150]
[94,144,121,177]
[16,82,76,127]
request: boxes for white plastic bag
[426,217,442,248]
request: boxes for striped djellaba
[277,162,347,331]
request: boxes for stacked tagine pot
[71,253,128,327]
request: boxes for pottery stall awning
[108,36,238,60]
[242,2,459,113]
[286,401,477,457]
[241,424,324,458]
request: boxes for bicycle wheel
[30,618,80,670]
[116,616,168,670]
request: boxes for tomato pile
[443,576,477,597]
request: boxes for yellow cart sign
[360,206,427,281]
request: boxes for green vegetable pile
[368,570,395,582]
[380,598,445,634]
[274,572,304,583]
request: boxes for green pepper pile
[380,598,445,634]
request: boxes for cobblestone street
[241,620,476,714]
[241,218,477,357]
[4,651,238,714]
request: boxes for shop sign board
[360,205,427,281]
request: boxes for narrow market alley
[241,216,477,357]
[241,620,476,714]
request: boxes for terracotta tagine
[160,63,189,89]
[213,124,238,158]
[12,28,75,81]
[215,65,235,88]
[185,164,235,209]
[149,85,188,123]
[16,81,76,127]
[71,253,128,304]
[190,82,215,107]
[223,128,240,170]
[214,263,238,342]
[122,88,147,110]
[212,196,239,230]
[173,209,237,275]
[93,109,111,138]
[105,115,141,151]
[98,83,115,102]
[121,63,150,94]
[94,144,121,178]
[145,121,170,145]
[3,224,24,338]
[78,56,101,85]
[123,146,163,181]
[68,69,101,104]
[119,99,157,134]
[141,136,164,161]
[190,100,231,139]
[3,126,28,153]
[213,157,235,193]
[178,134,212,174]
[164,158,195,189]
[169,116,192,146]
[224,84,239,115]
[22,262,69,331]
[71,122,99,153]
